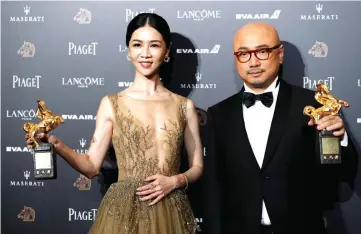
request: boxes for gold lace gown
[88,92,199,234]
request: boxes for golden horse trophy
[303,83,349,164]
[24,100,64,179]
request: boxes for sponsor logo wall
[2,2,361,234]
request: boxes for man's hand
[308,115,345,137]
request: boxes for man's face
[233,25,284,90]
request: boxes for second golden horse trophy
[304,83,349,164]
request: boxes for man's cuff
[341,130,348,147]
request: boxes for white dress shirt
[242,77,348,225]
[242,77,279,225]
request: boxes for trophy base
[319,130,341,164]
[33,143,57,179]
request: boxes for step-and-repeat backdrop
[2,1,361,234]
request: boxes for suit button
[264,176,270,180]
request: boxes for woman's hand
[25,132,58,149]
[136,174,179,206]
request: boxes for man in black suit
[204,22,357,234]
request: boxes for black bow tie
[242,91,273,108]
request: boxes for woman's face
[128,26,169,78]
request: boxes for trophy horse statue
[303,83,349,164]
[303,83,349,124]
[23,100,64,179]
[24,100,64,147]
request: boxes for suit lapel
[228,90,261,170]
[261,80,292,171]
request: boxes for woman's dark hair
[126,13,171,48]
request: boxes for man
[204,22,357,234]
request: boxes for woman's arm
[41,96,114,179]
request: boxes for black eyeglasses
[233,44,281,63]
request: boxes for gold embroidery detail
[160,100,187,177]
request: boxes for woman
[26,13,203,234]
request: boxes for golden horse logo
[17,206,36,222]
[73,174,91,190]
[17,41,35,57]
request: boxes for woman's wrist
[173,173,188,190]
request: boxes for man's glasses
[233,44,281,63]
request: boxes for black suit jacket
[204,79,357,234]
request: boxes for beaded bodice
[107,92,188,181]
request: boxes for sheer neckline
[119,92,173,102]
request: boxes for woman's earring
[164,56,170,63]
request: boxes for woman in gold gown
[26,13,203,234]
